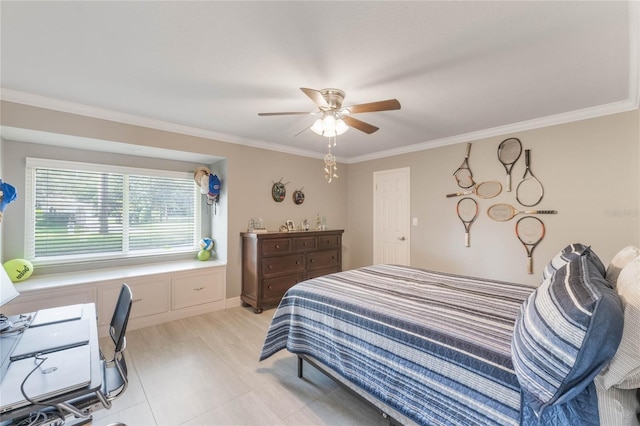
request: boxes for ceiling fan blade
[258,111,313,116]
[347,99,401,114]
[300,87,330,109]
[342,116,379,134]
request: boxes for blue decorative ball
[199,238,214,251]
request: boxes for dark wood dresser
[241,229,344,313]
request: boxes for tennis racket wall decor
[497,138,522,192]
[445,138,556,272]
[446,181,502,199]
[487,204,557,221]
[456,197,478,247]
[453,143,475,189]
[516,149,544,206]
[516,216,545,274]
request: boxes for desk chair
[100,282,133,405]
[57,284,133,421]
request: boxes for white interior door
[373,167,410,265]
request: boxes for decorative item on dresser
[241,229,343,313]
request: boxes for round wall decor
[293,188,305,205]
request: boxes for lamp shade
[1,265,19,307]
[310,115,349,137]
[334,118,349,135]
[0,264,19,331]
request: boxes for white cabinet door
[98,276,170,325]
[171,268,225,310]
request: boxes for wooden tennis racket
[487,204,557,221]
[516,216,545,274]
[497,138,522,192]
[457,197,478,247]
[446,181,502,199]
[516,149,544,207]
[453,143,475,189]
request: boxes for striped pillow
[512,255,624,417]
[542,243,605,282]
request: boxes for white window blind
[25,158,201,264]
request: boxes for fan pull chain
[324,136,338,183]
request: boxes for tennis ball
[197,250,211,261]
[3,258,34,282]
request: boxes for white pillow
[598,255,640,389]
[605,246,640,288]
[594,376,640,425]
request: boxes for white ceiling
[1,1,638,162]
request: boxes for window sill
[12,259,226,293]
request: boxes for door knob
[398,236,406,241]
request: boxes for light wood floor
[91,306,389,426]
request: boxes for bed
[260,244,640,425]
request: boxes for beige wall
[1,101,638,292]
[0,101,349,298]
[349,110,640,285]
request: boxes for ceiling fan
[258,88,401,136]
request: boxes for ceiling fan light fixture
[335,118,349,135]
[310,115,349,137]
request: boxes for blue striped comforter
[260,264,535,426]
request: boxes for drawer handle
[303,242,307,246]
[268,265,273,269]
[133,298,143,303]
[295,261,300,265]
[193,287,205,291]
[268,285,273,290]
[309,259,314,263]
[275,244,280,249]
[332,256,335,260]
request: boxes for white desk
[0,303,102,425]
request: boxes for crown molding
[0,88,329,161]
[1,85,636,166]
[347,99,639,164]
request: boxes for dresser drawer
[262,254,305,276]
[171,268,225,310]
[263,274,304,299]
[99,276,170,324]
[293,236,317,252]
[307,267,339,279]
[261,238,291,255]
[307,250,340,269]
[318,234,341,249]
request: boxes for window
[25,158,201,264]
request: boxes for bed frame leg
[297,355,303,378]
[383,412,402,426]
